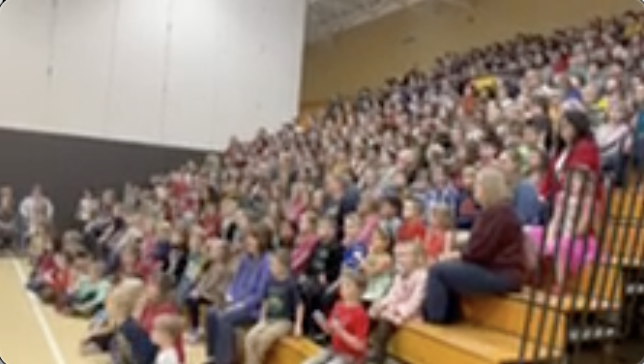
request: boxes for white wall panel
[106,0,168,145]
[0,0,52,130]
[0,0,306,150]
[48,0,115,136]
[163,0,219,149]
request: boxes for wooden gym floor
[0,257,206,364]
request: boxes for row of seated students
[24,165,532,364]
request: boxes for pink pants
[524,226,599,273]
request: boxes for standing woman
[540,110,601,209]
[423,167,526,324]
[203,223,271,364]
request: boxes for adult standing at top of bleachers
[19,184,54,251]
[540,110,601,204]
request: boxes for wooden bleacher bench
[389,321,559,364]
[265,336,320,364]
[263,321,559,364]
[605,221,644,258]
[609,188,644,220]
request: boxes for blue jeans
[423,261,517,324]
[602,152,628,187]
[205,305,256,364]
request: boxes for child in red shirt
[305,269,369,364]
[30,251,72,307]
[397,198,426,243]
[423,204,453,264]
[137,272,185,364]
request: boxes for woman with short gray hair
[423,167,526,324]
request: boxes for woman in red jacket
[540,110,601,205]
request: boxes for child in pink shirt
[367,242,427,364]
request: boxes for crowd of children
[9,10,644,364]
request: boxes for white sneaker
[185,330,202,345]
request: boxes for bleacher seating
[260,175,643,364]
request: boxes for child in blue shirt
[341,213,368,270]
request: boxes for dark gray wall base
[0,127,205,229]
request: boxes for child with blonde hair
[108,279,159,364]
[302,269,370,364]
[423,204,454,264]
[367,242,427,364]
[151,315,185,364]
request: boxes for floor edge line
[11,257,67,364]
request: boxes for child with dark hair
[299,216,343,335]
[244,249,304,364]
[378,195,401,243]
[185,239,233,344]
[455,166,480,229]
[360,227,393,304]
[291,210,319,275]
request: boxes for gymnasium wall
[0,0,305,227]
[0,0,306,150]
[302,0,639,102]
[0,127,203,228]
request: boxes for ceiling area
[305,0,474,42]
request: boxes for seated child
[323,214,368,300]
[299,217,343,335]
[360,227,393,304]
[423,204,454,264]
[108,280,158,364]
[341,214,368,271]
[397,198,426,243]
[176,226,207,305]
[455,166,480,229]
[65,260,111,316]
[244,250,304,364]
[151,314,185,364]
[118,245,154,282]
[136,272,184,364]
[302,269,369,364]
[367,243,427,364]
[421,165,458,220]
[291,211,319,275]
[27,237,55,291]
[378,195,401,243]
[31,250,72,307]
[185,239,233,343]
[81,278,144,357]
[357,197,380,243]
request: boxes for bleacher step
[389,322,559,364]
[609,189,644,220]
